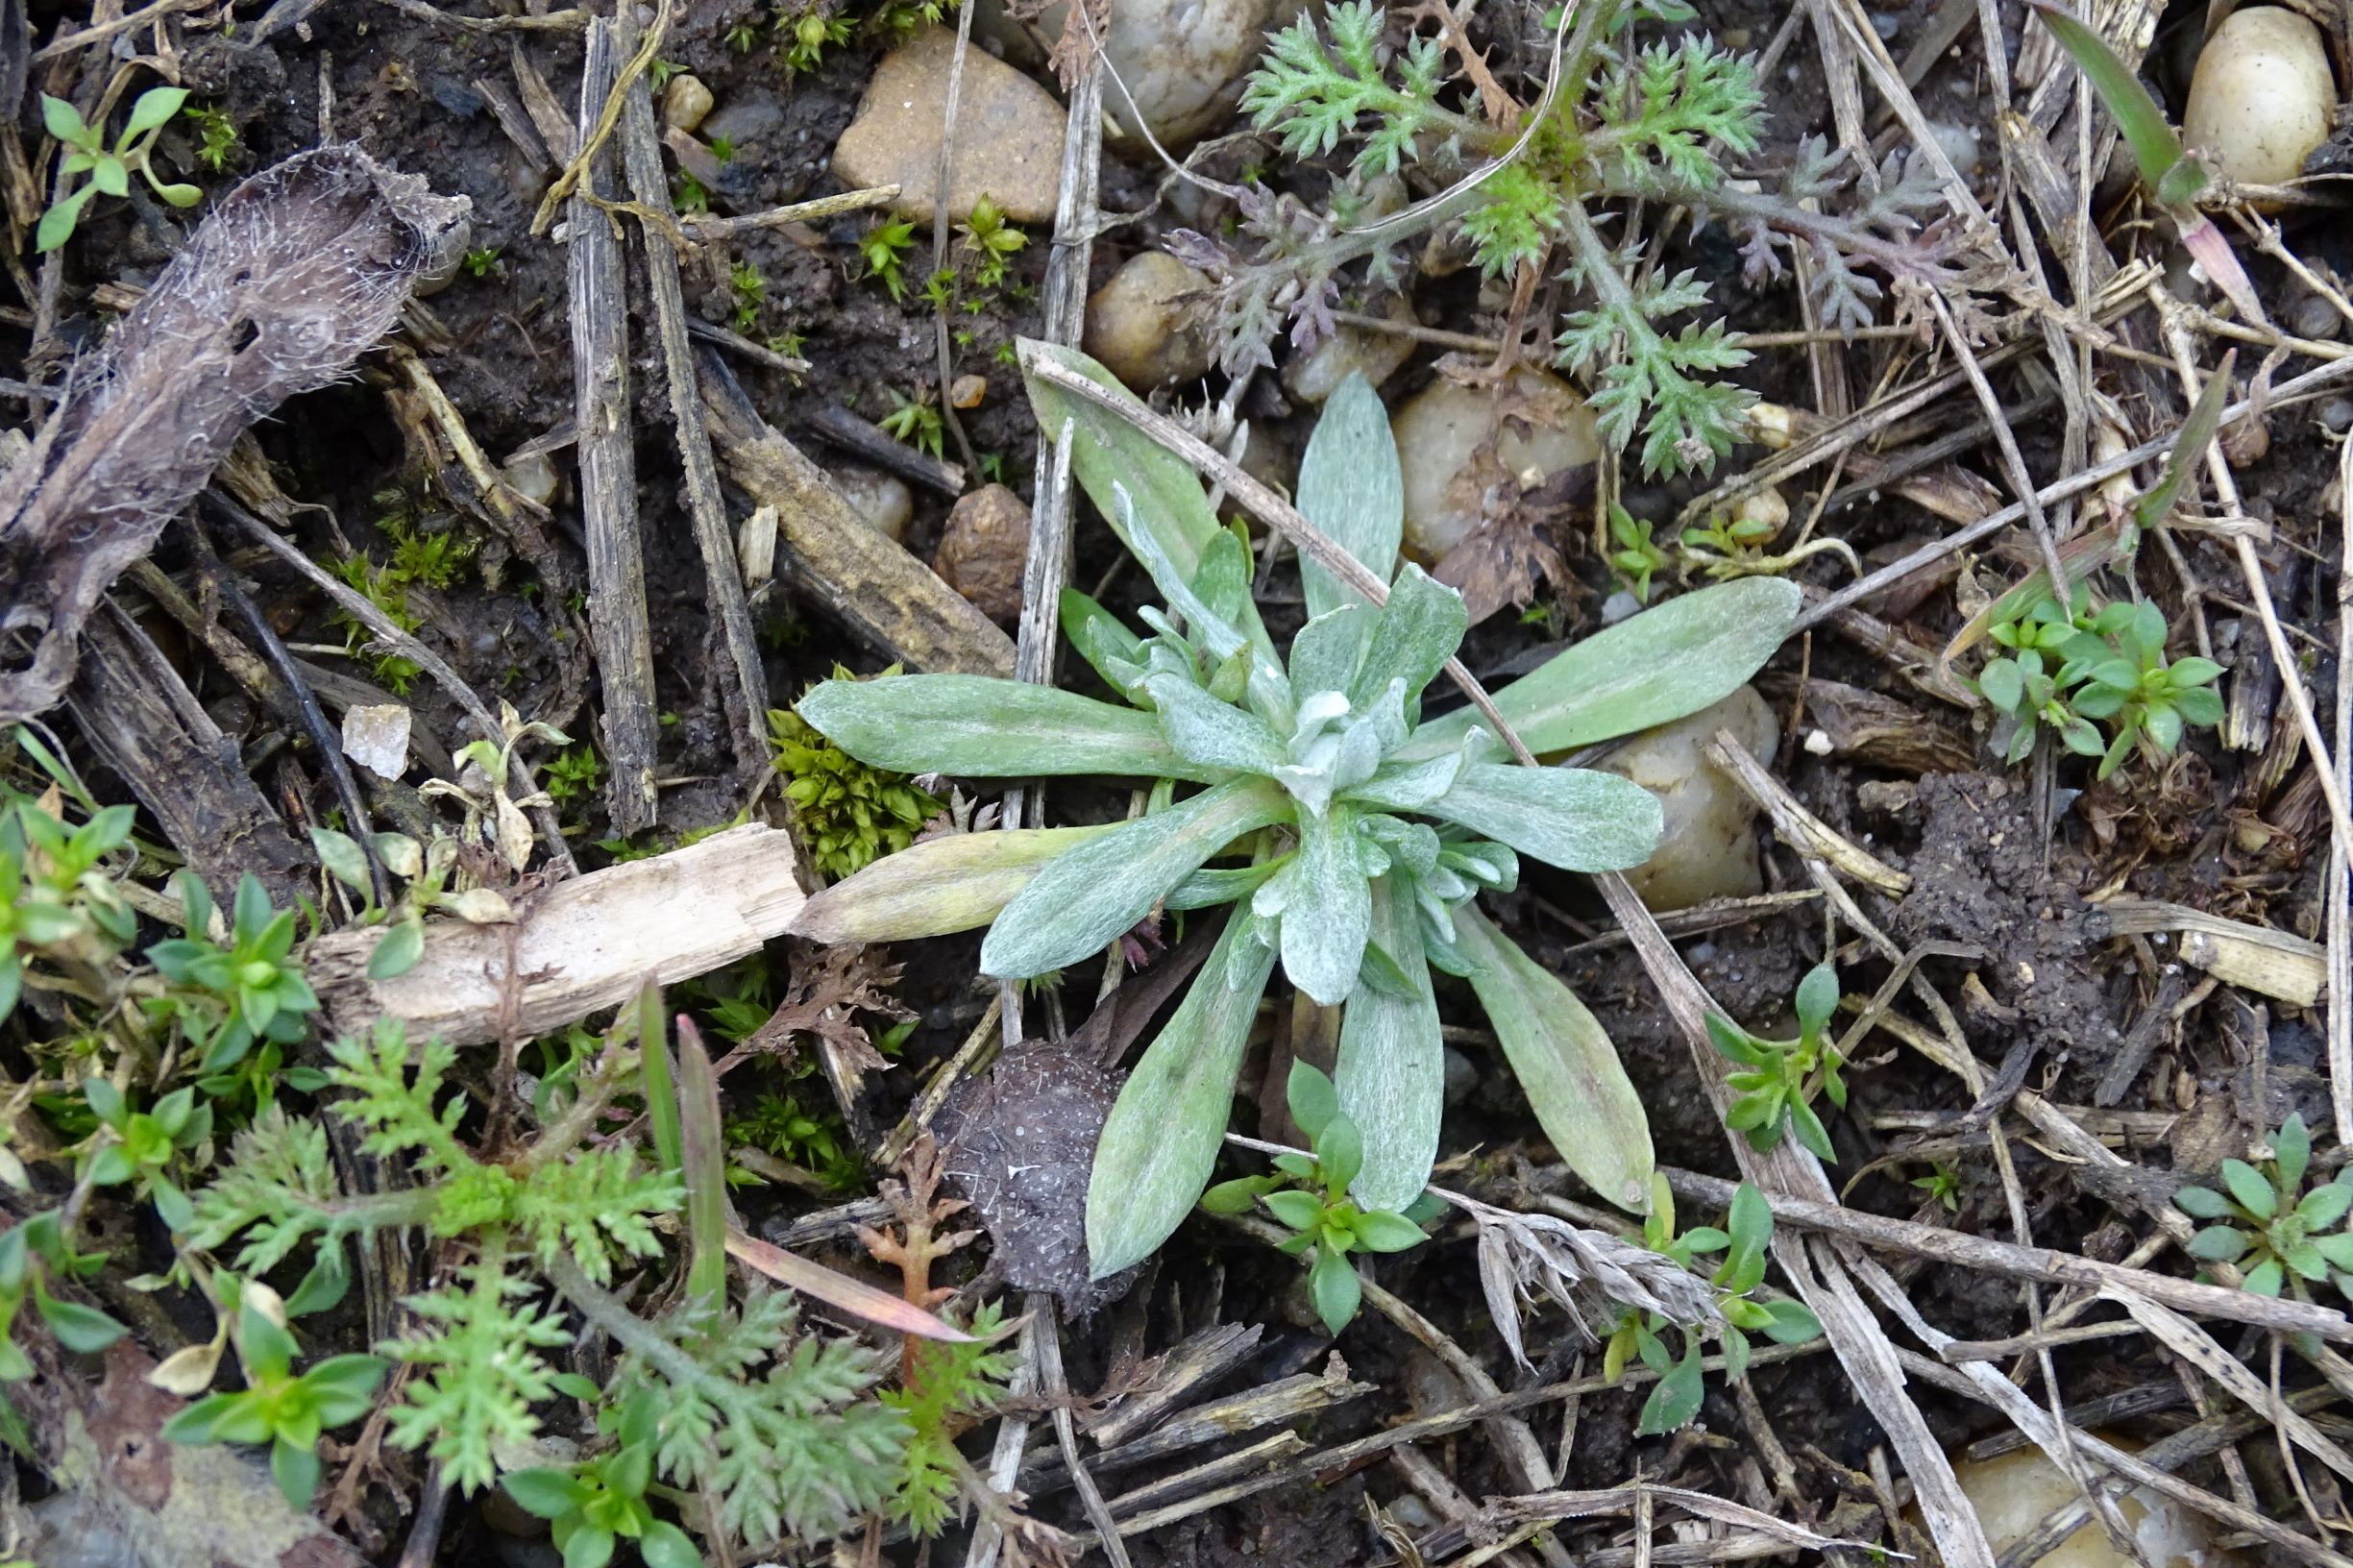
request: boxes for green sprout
[789,350,1800,1277]
[462,245,503,279]
[728,1090,865,1191]
[0,801,138,1022]
[1607,503,1670,604]
[186,102,239,172]
[955,194,1028,289]
[1911,1163,1962,1213]
[729,259,767,331]
[1604,1176,1821,1433]
[0,1211,124,1381]
[769,683,944,880]
[80,1078,213,1232]
[38,87,203,252]
[543,744,607,808]
[674,171,710,214]
[1975,590,2223,778]
[879,386,946,461]
[146,873,321,1076]
[778,6,852,71]
[2176,1114,2353,1300]
[163,1293,387,1508]
[861,218,917,301]
[1202,1062,1430,1334]
[1707,961,1846,1160]
[502,1392,703,1568]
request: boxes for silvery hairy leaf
[792,825,1118,944]
[1147,673,1287,776]
[1350,564,1468,716]
[1288,603,1374,698]
[982,776,1291,981]
[1429,764,1663,872]
[1335,873,1442,1212]
[1255,805,1372,1006]
[1297,371,1405,621]
[799,674,1220,781]
[1089,915,1279,1276]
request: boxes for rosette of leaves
[1975,590,2221,779]
[2175,1114,2353,1300]
[1706,962,1846,1159]
[788,345,1798,1276]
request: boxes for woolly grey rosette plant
[789,342,1798,1276]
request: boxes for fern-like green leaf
[382,1261,572,1494]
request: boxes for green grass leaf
[2026,2,2201,203]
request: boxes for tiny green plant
[1707,961,1845,1160]
[1201,1062,1429,1334]
[955,195,1028,289]
[462,245,503,279]
[728,1089,866,1190]
[777,6,852,71]
[1974,590,2223,778]
[674,170,711,214]
[162,1291,386,1508]
[543,743,607,808]
[789,347,1800,1276]
[879,387,946,461]
[769,685,944,880]
[0,1211,124,1380]
[887,1300,1017,1536]
[502,1392,703,1568]
[146,873,321,1076]
[1606,504,1669,604]
[861,218,917,301]
[38,87,203,252]
[1604,1176,1821,1433]
[729,259,767,331]
[79,1078,212,1231]
[185,102,239,173]
[2175,1113,2353,1300]
[1911,1163,1962,1213]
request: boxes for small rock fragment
[1391,366,1600,560]
[1082,251,1215,390]
[832,465,913,542]
[1024,0,1292,145]
[1283,291,1417,404]
[2183,7,2336,187]
[502,450,558,508]
[935,483,1032,623]
[1944,1441,2237,1568]
[662,74,714,135]
[342,703,412,781]
[1602,686,1779,913]
[949,373,988,409]
[832,26,1066,223]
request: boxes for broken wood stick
[569,15,660,835]
[308,823,804,1046]
[615,17,772,778]
[700,354,1017,677]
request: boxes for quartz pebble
[661,74,714,135]
[1602,686,1778,913]
[1390,367,1599,560]
[832,464,913,542]
[1283,291,1417,404]
[2183,7,2337,187]
[1008,0,1292,145]
[1082,251,1216,390]
[1946,1442,2245,1568]
[832,27,1066,223]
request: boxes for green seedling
[38,87,202,252]
[730,260,768,331]
[790,348,1800,1278]
[0,1210,125,1380]
[1911,1163,1962,1213]
[1607,504,1670,604]
[1707,961,1845,1160]
[462,245,503,279]
[1203,1062,1432,1334]
[879,387,946,460]
[502,1393,703,1568]
[888,1300,1017,1536]
[543,744,607,808]
[81,1078,212,1231]
[163,1294,386,1508]
[0,801,138,1021]
[186,102,239,172]
[1604,1175,1820,1433]
[955,195,1027,289]
[146,873,320,1076]
[2176,1113,2353,1300]
[1976,588,2223,778]
[861,218,917,301]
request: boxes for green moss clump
[769,671,941,879]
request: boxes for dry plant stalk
[0,146,467,719]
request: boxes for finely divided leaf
[1399,577,1799,760]
[1453,905,1654,1211]
[799,675,1218,781]
[983,777,1290,980]
[1335,874,1443,1212]
[1089,918,1280,1275]
[1298,371,1405,620]
[1428,763,1662,872]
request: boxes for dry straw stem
[2097,896,2326,1006]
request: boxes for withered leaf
[0,146,468,719]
